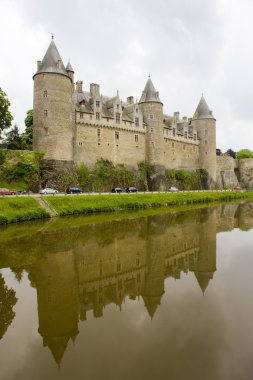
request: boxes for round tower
[138,76,164,168]
[192,95,216,183]
[33,38,73,161]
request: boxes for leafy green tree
[236,149,253,159]
[0,88,13,139]
[92,158,115,191]
[21,109,33,149]
[2,125,22,150]
[0,273,17,340]
[138,161,154,191]
[76,163,90,191]
[0,149,6,166]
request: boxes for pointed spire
[194,271,214,294]
[139,76,162,104]
[193,94,215,120]
[34,39,68,77]
[66,60,74,73]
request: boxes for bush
[236,149,253,159]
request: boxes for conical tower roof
[35,39,68,77]
[142,294,163,319]
[66,60,74,73]
[43,335,69,366]
[194,271,214,294]
[193,95,215,120]
[139,76,162,104]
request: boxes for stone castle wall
[238,158,253,189]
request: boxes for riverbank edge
[1,191,253,225]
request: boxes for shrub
[236,149,253,159]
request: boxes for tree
[21,109,33,149]
[0,88,13,139]
[138,161,154,191]
[226,149,236,159]
[2,125,22,150]
[236,149,253,159]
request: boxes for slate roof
[35,40,68,76]
[66,61,74,72]
[139,77,162,104]
[193,95,215,120]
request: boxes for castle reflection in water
[1,202,253,365]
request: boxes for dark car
[111,187,123,193]
[126,187,138,193]
[66,187,83,194]
[0,188,17,195]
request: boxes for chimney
[76,81,83,93]
[127,96,134,104]
[90,83,100,97]
[174,112,180,122]
[37,61,42,71]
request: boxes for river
[0,202,253,380]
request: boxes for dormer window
[117,104,119,110]
[194,134,196,141]
[173,128,175,136]
[43,90,47,97]
[80,100,85,106]
[96,101,100,108]
[116,113,120,124]
[80,112,84,119]
[135,117,139,127]
[185,132,187,138]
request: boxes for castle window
[117,104,119,110]
[96,112,100,120]
[150,127,154,132]
[115,131,119,140]
[44,110,48,117]
[45,127,48,135]
[135,117,139,127]
[172,142,175,148]
[166,130,169,135]
[97,128,101,138]
[136,108,138,113]
[80,112,84,119]
[194,134,196,141]
[205,152,208,155]
[150,114,154,120]
[116,113,120,124]
[183,144,186,150]
[43,90,47,97]
[185,132,187,138]
[135,134,138,143]
[90,115,92,120]
[173,128,175,136]
[96,101,100,108]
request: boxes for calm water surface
[0,202,253,380]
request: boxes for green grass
[0,197,50,224]
[0,180,28,191]
[45,191,253,216]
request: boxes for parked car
[111,187,123,193]
[66,187,83,194]
[0,188,17,195]
[126,187,138,193]
[168,186,179,193]
[40,187,58,195]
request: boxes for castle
[33,38,217,182]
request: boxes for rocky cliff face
[216,156,238,189]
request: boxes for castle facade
[33,38,217,181]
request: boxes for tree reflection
[0,273,17,340]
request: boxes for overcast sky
[0,0,253,151]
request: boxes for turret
[139,76,164,168]
[191,95,216,183]
[33,38,73,161]
[66,60,75,89]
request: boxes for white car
[168,186,179,193]
[40,187,58,195]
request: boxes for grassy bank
[0,197,50,224]
[45,191,253,216]
[1,191,253,225]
